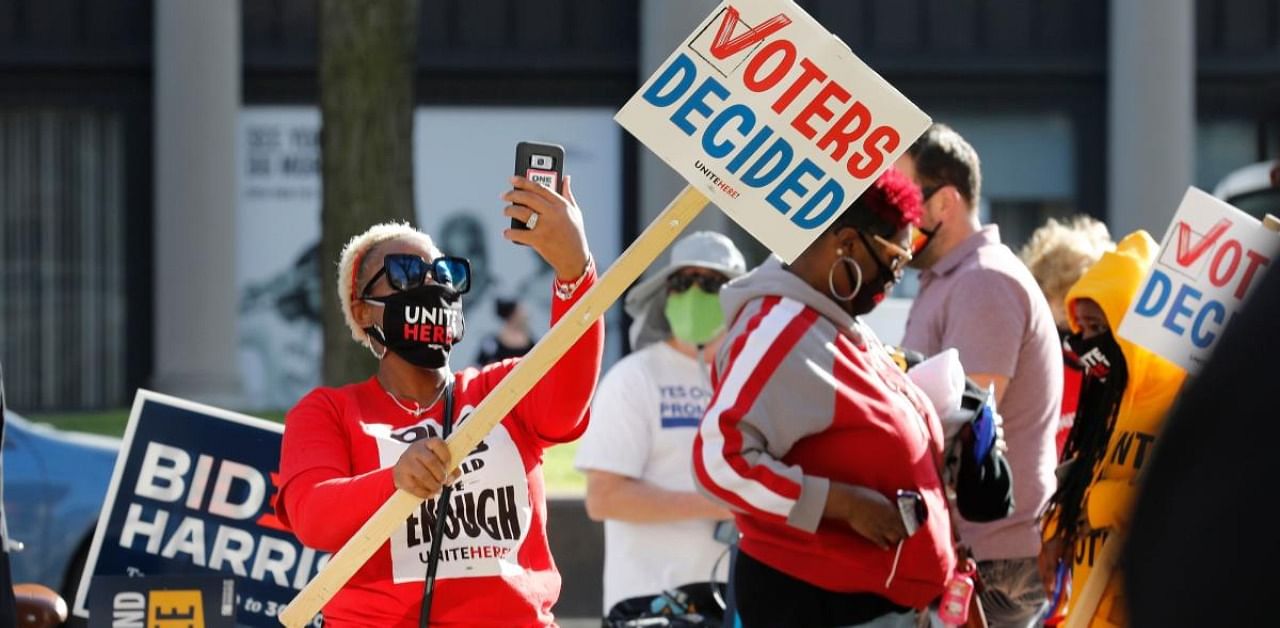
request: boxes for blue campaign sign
[73,390,328,627]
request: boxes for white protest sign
[1117,187,1280,373]
[615,0,931,262]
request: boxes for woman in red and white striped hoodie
[694,168,956,627]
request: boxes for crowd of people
[276,124,1225,627]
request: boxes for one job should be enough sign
[615,0,930,262]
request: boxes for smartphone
[896,489,927,537]
[713,520,739,545]
[511,141,565,231]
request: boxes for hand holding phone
[895,489,927,537]
[500,158,591,282]
[511,141,565,232]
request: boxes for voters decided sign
[73,391,328,627]
[1118,187,1280,374]
[615,0,930,262]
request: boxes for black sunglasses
[666,271,727,294]
[362,253,471,297]
[920,184,944,203]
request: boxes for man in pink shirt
[897,124,1061,628]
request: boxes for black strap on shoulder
[419,381,455,628]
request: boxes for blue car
[4,412,119,607]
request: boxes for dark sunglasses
[666,271,727,294]
[920,183,948,204]
[362,253,471,297]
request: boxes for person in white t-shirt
[575,231,747,619]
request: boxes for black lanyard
[419,381,455,628]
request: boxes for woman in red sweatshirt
[694,169,956,627]
[277,176,603,627]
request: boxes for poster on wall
[236,108,323,410]
[236,106,623,409]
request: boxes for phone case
[896,489,926,536]
[511,141,565,231]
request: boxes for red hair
[861,167,923,230]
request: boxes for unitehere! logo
[644,5,902,230]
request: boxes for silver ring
[525,212,539,230]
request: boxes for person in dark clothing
[0,361,19,626]
[1123,264,1280,628]
[474,297,536,365]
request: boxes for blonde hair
[337,222,436,347]
[1019,215,1114,301]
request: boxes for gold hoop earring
[827,255,862,302]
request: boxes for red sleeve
[483,270,604,446]
[277,388,397,552]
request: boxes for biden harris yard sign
[1117,187,1280,374]
[73,391,328,627]
[615,0,931,263]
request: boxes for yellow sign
[149,589,205,628]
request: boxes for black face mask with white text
[365,284,466,369]
[1051,328,1129,547]
[1063,330,1126,384]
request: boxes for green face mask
[664,287,725,346]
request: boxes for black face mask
[913,222,941,258]
[364,284,466,369]
[1051,329,1129,552]
[1059,328,1082,371]
[1063,330,1126,384]
[847,231,900,317]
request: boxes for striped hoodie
[693,257,956,609]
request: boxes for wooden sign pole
[1062,531,1122,628]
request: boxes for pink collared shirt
[903,225,1062,561]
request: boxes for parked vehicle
[4,412,118,610]
[1214,159,1280,219]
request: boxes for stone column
[152,0,243,405]
[1108,0,1195,236]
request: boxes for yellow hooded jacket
[1059,231,1187,626]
